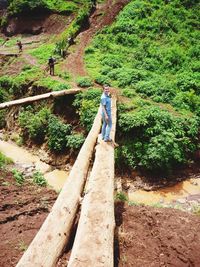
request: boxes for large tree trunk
[16,107,102,267]
[0,89,81,109]
[68,97,117,267]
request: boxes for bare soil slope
[0,171,57,267]
[115,203,200,267]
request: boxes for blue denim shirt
[101,93,111,117]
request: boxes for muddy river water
[128,178,200,206]
[0,140,69,191]
[1,140,200,203]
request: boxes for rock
[177,198,186,204]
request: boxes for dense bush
[66,133,85,150]
[7,0,80,15]
[73,88,102,131]
[76,76,93,88]
[8,0,48,15]
[0,152,13,169]
[47,115,72,151]
[117,104,199,171]
[18,107,51,142]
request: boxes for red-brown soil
[115,202,200,267]
[0,170,57,267]
[1,170,200,267]
[5,14,74,36]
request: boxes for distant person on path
[101,85,112,142]
[48,56,55,76]
[16,40,22,53]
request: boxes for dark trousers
[49,65,54,76]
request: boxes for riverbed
[0,140,69,191]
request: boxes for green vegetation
[0,67,42,98]
[32,171,47,187]
[47,115,71,151]
[12,169,24,185]
[73,88,102,131]
[33,77,71,91]
[19,107,51,142]
[67,133,85,150]
[116,102,198,171]
[29,44,56,65]
[76,76,93,88]
[85,0,200,172]
[7,0,79,16]
[55,0,94,54]
[18,106,84,153]
[0,152,13,169]
[115,191,128,202]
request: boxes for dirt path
[63,0,129,78]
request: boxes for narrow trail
[63,0,129,78]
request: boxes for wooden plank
[68,97,117,267]
[0,89,81,109]
[16,107,102,267]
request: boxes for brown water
[128,178,200,205]
[44,170,69,191]
[0,140,68,191]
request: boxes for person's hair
[103,85,109,90]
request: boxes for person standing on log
[101,85,112,142]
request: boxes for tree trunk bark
[0,89,81,109]
[16,107,102,267]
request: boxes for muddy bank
[0,170,57,267]
[115,202,200,267]
[1,169,200,267]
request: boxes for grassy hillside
[85,0,200,172]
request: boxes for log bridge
[0,89,81,109]
[13,94,117,267]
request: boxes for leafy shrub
[32,171,47,187]
[19,107,51,141]
[73,88,101,131]
[0,152,13,169]
[8,0,48,15]
[122,89,136,98]
[12,169,24,185]
[66,134,85,150]
[172,90,200,115]
[95,75,111,85]
[76,76,93,88]
[54,83,71,91]
[0,110,6,129]
[117,106,199,171]
[47,115,72,151]
[115,192,128,202]
[0,88,9,103]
